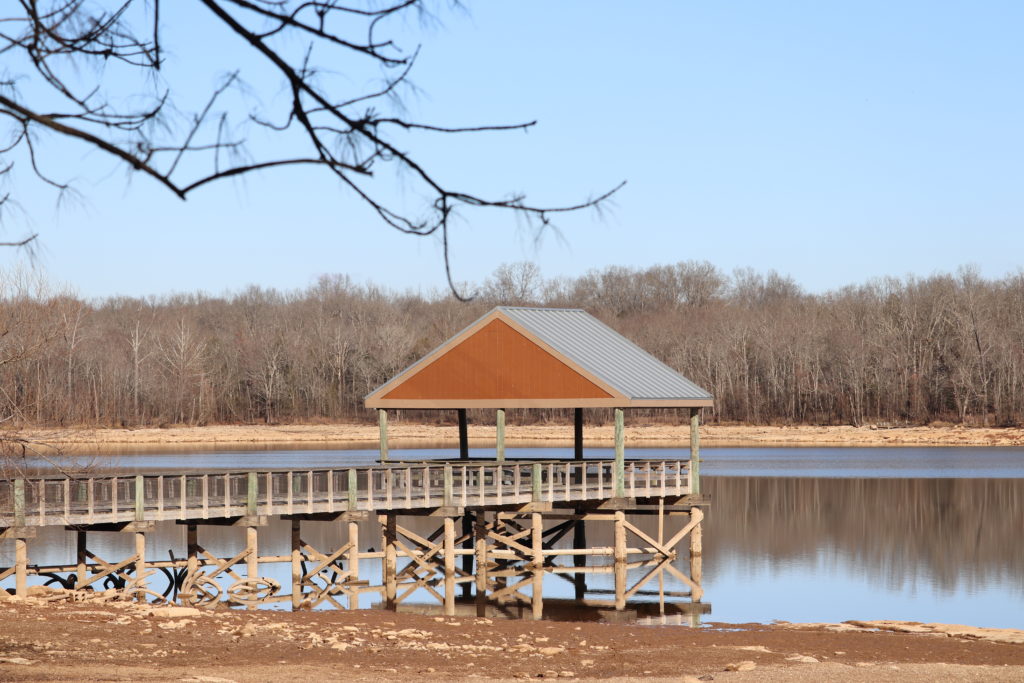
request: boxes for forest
[0,261,1020,429]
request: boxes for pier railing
[0,459,691,528]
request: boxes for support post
[443,516,456,616]
[574,408,584,460]
[14,537,27,597]
[383,515,397,609]
[291,518,302,610]
[246,526,258,582]
[461,513,473,599]
[613,510,627,610]
[186,524,198,585]
[573,514,587,601]
[531,512,544,620]
[495,409,505,462]
[474,512,488,614]
[689,408,701,495]
[378,409,389,462]
[347,520,360,610]
[614,408,625,498]
[689,508,704,602]
[134,530,147,592]
[76,530,87,588]
[458,409,469,459]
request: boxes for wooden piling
[14,537,27,597]
[76,530,87,587]
[531,512,544,620]
[291,518,301,610]
[383,515,397,608]
[443,516,456,616]
[475,512,488,612]
[573,514,587,601]
[613,510,627,610]
[689,508,703,602]
[134,530,147,591]
[347,520,360,610]
[246,526,258,581]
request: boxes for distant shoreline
[13,422,1024,452]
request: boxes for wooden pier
[0,458,706,618]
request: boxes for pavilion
[365,306,713,493]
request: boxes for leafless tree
[0,1,622,296]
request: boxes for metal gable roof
[497,307,713,401]
[365,306,714,408]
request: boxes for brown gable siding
[381,319,612,401]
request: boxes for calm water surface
[5,446,1022,628]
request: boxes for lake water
[4,446,1023,628]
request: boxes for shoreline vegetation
[19,422,1024,452]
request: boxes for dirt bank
[16,423,1024,453]
[0,598,1021,682]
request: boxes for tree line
[0,261,1020,428]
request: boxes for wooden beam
[458,409,469,459]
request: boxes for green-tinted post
[13,478,25,526]
[135,475,145,521]
[247,472,258,516]
[378,409,389,462]
[690,407,701,495]
[614,409,625,498]
[496,409,506,462]
[532,463,542,502]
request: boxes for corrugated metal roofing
[498,307,712,401]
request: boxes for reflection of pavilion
[365,306,713,620]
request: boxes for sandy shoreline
[13,422,1024,452]
[0,598,1020,682]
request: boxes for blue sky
[4,1,1023,298]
